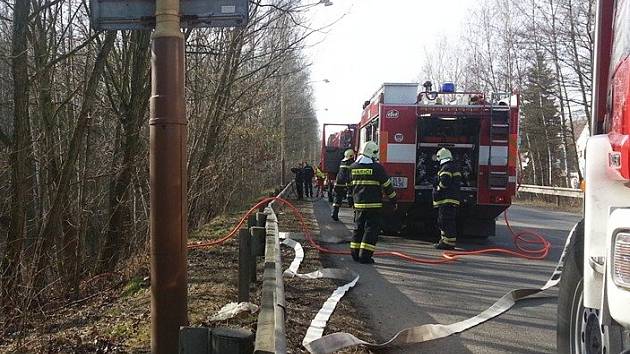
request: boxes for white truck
[556,0,630,352]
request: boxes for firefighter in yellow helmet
[432,148,462,250]
[348,141,397,264]
[331,149,355,221]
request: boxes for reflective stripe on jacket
[432,160,462,207]
[316,167,326,180]
[349,161,396,209]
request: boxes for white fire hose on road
[280,223,576,353]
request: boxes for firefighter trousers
[333,186,350,207]
[295,180,304,200]
[351,209,381,262]
[437,205,457,245]
[304,180,313,197]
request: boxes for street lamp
[320,0,333,6]
[308,78,331,85]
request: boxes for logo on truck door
[394,133,404,142]
[386,109,400,119]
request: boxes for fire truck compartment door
[386,144,415,163]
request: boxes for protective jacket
[291,167,304,183]
[303,164,315,181]
[349,160,397,209]
[316,167,326,181]
[432,160,462,207]
[335,158,354,187]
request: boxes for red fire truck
[320,124,358,202]
[556,0,630,352]
[325,82,519,237]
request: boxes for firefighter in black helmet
[432,148,462,250]
[349,141,397,264]
[331,149,355,221]
[290,164,304,200]
[303,162,315,198]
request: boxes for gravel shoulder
[275,198,375,354]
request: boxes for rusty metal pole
[150,0,188,352]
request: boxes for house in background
[570,119,589,188]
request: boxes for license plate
[391,176,408,189]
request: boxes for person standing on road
[349,142,397,264]
[331,149,355,221]
[315,163,326,198]
[291,164,305,200]
[303,162,315,198]
[432,148,462,250]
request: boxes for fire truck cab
[355,82,519,237]
[556,0,630,352]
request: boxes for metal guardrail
[517,184,583,199]
[254,182,292,354]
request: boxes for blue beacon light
[441,82,456,93]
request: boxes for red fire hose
[189,197,551,265]
[188,197,275,250]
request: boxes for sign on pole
[90,0,249,30]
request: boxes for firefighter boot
[331,206,340,221]
[350,248,359,262]
[358,249,375,264]
[434,241,455,250]
[434,233,456,250]
[359,255,375,264]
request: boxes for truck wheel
[557,220,625,353]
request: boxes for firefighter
[315,163,326,198]
[290,164,304,200]
[432,148,462,250]
[349,141,397,264]
[303,162,315,198]
[331,149,355,221]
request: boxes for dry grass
[0,199,374,353]
[513,196,582,213]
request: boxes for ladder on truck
[487,93,511,190]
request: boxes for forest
[0,0,320,331]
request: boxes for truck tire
[557,219,625,353]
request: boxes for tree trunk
[562,75,584,181]
[547,0,571,187]
[2,0,32,312]
[188,29,244,226]
[566,0,592,131]
[32,31,116,292]
[100,31,151,271]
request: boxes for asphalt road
[310,199,581,353]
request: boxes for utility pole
[280,77,286,186]
[150,0,188,352]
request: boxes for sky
[305,0,475,127]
